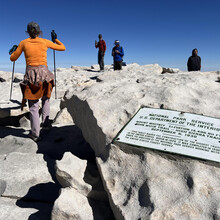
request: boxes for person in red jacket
[10,22,66,141]
[95,34,106,72]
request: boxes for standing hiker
[187,48,201,71]
[112,40,124,71]
[10,21,66,141]
[95,34,106,72]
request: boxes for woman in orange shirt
[10,22,66,141]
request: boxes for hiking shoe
[40,122,52,131]
[29,133,41,142]
[42,124,52,131]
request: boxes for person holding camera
[112,40,124,71]
[10,21,66,141]
[95,34,106,72]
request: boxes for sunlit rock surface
[1,64,220,219]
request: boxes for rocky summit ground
[1,63,220,220]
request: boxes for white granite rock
[52,107,73,125]
[64,64,220,155]
[0,197,52,220]
[53,152,114,219]
[55,152,92,194]
[2,63,220,219]
[0,152,55,202]
[0,83,27,118]
[52,188,97,220]
[0,179,6,196]
[162,67,180,73]
[63,64,220,219]
[55,152,108,201]
[0,65,104,119]
[52,187,114,220]
[97,144,220,220]
[0,128,37,156]
[63,64,163,156]
[0,71,23,82]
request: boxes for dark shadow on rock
[1,122,110,218]
[186,175,194,191]
[16,155,58,220]
[15,154,60,219]
[37,125,95,162]
[98,144,111,163]
[90,76,98,80]
[15,124,96,219]
[83,161,115,220]
[138,181,154,215]
[86,69,99,72]
[88,198,115,220]
[0,116,20,127]
[13,77,22,83]
[123,186,132,206]
[0,77,6,82]
[0,179,6,196]
[0,126,27,138]
[9,99,22,105]
[16,199,53,220]
[0,112,29,127]
[16,141,62,219]
[17,182,60,204]
[84,161,108,201]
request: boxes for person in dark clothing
[187,48,201,71]
[95,34,106,71]
[112,40,124,71]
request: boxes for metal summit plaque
[114,107,220,163]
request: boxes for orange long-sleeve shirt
[10,37,66,66]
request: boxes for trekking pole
[53,50,57,99]
[9,45,18,101]
[10,61,15,101]
[51,30,57,99]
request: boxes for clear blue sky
[1,0,220,73]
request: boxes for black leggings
[114,61,122,70]
[98,51,105,70]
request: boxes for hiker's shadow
[37,125,95,161]
[16,124,96,219]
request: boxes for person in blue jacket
[112,40,124,70]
